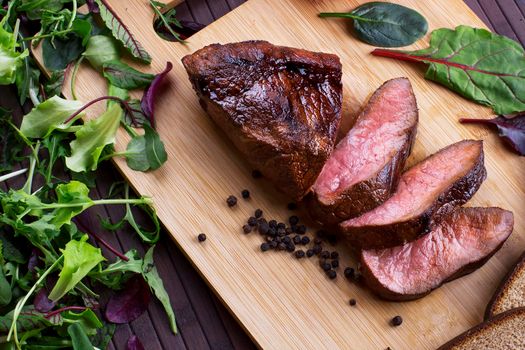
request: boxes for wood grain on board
[32,0,525,348]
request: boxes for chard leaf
[0,15,29,84]
[65,104,122,172]
[20,96,84,139]
[372,25,525,114]
[48,236,105,301]
[125,125,167,172]
[103,61,155,90]
[68,323,94,350]
[94,0,152,63]
[141,62,173,127]
[320,2,427,47]
[82,35,120,71]
[52,181,94,228]
[123,99,149,128]
[104,275,151,324]
[142,246,176,333]
[0,306,62,334]
[461,112,525,156]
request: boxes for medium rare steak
[361,207,514,301]
[308,78,417,226]
[182,41,343,200]
[340,140,486,249]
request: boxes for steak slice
[182,41,343,200]
[340,140,486,249]
[307,78,418,226]
[361,207,514,301]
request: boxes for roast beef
[307,78,417,226]
[182,41,343,200]
[340,140,486,249]
[361,207,514,301]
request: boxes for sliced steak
[340,140,486,249]
[361,207,514,301]
[182,41,343,200]
[307,78,417,226]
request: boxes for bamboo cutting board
[39,1,525,348]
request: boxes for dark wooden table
[1,1,523,349]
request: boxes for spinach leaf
[125,124,167,172]
[67,323,94,350]
[372,25,525,114]
[20,95,84,139]
[142,246,176,333]
[42,35,83,71]
[82,35,119,70]
[0,14,29,84]
[94,0,152,63]
[48,236,105,301]
[320,2,428,47]
[102,61,155,90]
[65,103,121,172]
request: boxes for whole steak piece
[361,207,514,301]
[308,78,417,226]
[182,41,343,200]
[340,140,486,249]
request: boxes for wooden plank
[495,0,525,44]
[464,0,495,30]
[31,0,525,348]
[204,0,232,20]
[478,0,521,42]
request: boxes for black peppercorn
[306,249,314,257]
[313,245,322,254]
[327,270,337,279]
[288,215,299,225]
[287,202,297,210]
[290,224,298,233]
[254,209,263,218]
[277,227,286,236]
[269,241,278,248]
[247,216,257,226]
[242,225,252,234]
[314,238,323,245]
[282,236,291,244]
[226,195,237,207]
[320,251,330,259]
[277,222,286,230]
[251,170,262,178]
[320,262,331,271]
[301,236,310,245]
[330,251,339,259]
[197,233,206,242]
[259,221,269,235]
[267,228,276,237]
[260,242,270,252]
[286,243,295,252]
[241,189,250,199]
[296,225,307,235]
[391,316,403,327]
[349,299,356,306]
[294,250,305,258]
[278,243,286,251]
[293,235,302,244]
[269,220,277,228]
[331,260,339,268]
[344,267,355,279]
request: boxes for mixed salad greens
[0,0,180,348]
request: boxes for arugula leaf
[320,2,428,47]
[20,95,84,139]
[150,0,185,43]
[65,103,121,172]
[94,0,152,63]
[82,35,119,71]
[125,124,167,172]
[42,35,83,71]
[68,323,94,350]
[52,181,94,228]
[0,14,29,84]
[48,236,105,302]
[372,25,525,114]
[103,61,155,90]
[142,246,176,333]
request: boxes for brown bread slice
[438,307,525,349]
[485,251,525,319]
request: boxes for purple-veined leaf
[141,62,173,128]
[460,112,525,156]
[94,0,152,63]
[105,275,151,324]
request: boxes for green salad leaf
[52,181,94,227]
[125,124,167,172]
[372,25,525,114]
[68,323,95,350]
[103,61,155,90]
[0,15,29,84]
[82,35,120,70]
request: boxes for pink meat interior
[313,78,417,203]
[361,208,513,295]
[342,140,482,227]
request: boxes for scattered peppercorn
[391,316,403,327]
[320,250,330,259]
[260,242,270,252]
[344,267,355,279]
[306,249,314,257]
[290,224,298,233]
[197,233,206,242]
[242,225,252,234]
[293,235,302,244]
[251,170,262,178]
[313,245,322,254]
[301,236,310,245]
[254,209,263,218]
[289,215,299,225]
[349,299,356,306]
[320,262,331,271]
[330,251,339,259]
[286,243,296,252]
[226,195,237,207]
[247,216,257,226]
[296,225,307,234]
[259,221,269,235]
[331,260,339,268]
[327,270,337,279]
[287,202,297,210]
[294,250,305,258]
[241,189,250,199]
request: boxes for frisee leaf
[94,0,152,63]
[460,112,525,156]
[320,2,428,47]
[372,25,525,114]
[103,61,155,90]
